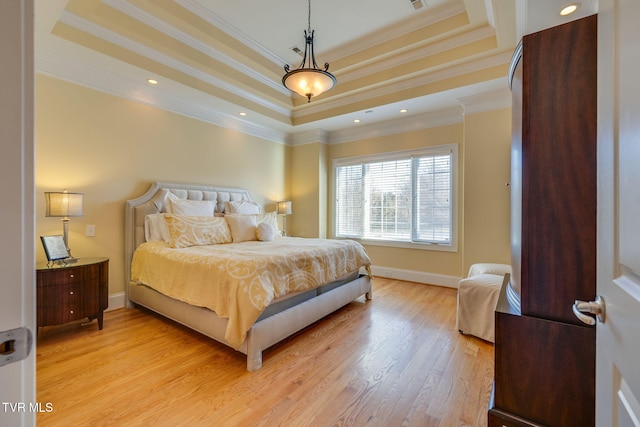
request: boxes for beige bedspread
[130,237,371,348]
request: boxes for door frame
[0,1,36,425]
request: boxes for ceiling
[34,0,597,145]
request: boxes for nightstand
[36,257,109,331]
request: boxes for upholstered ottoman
[456,263,511,343]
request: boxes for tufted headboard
[124,181,255,288]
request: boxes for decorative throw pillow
[165,192,215,216]
[224,200,261,215]
[256,222,276,241]
[255,211,280,235]
[225,214,258,242]
[164,214,232,248]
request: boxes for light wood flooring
[36,278,494,426]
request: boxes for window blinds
[335,149,453,245]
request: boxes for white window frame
[332,144,458,252]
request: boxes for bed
[125,181,372,371]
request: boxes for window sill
[336,237,458,252]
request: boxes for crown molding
[326,107,463,145]
[176,0,284,66]
[323,2,468,63]
[35,48,289,145]
[38,2,513,148]
[292,48,512,122]
[484,0,497,28]
[336,25,497,84]
[457,85,512,114]
[36,42,506,148]
[104,0,286,94]
[286,129,330,146]
[59,10,290,118]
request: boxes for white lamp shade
[45,191,84,218]
[283,69,336,100]
[276,201,292,215]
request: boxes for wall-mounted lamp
[45,190,84,256]
[276,201,292,236]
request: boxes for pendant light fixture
[282,0,336,102]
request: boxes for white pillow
[144,214,171,242]
[256,222,276,241]
[164,214,232,248]
[224,200,261,215]
[256,212,280,235]
[165,192,215,216]
[225,214,258,242]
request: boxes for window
[334,145,457,250]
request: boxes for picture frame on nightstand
[40,235,69,262]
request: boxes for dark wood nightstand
[36,257,109,331]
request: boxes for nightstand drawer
[37,268,83,287]
[38,300,82,325]
[37,282,100,324]
[37,283,81,305]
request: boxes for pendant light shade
[282,1,336,102]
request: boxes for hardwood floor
[36,278,494,426]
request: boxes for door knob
[572,295,606,325]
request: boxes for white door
[0,1,36,426]
[596,0,640,425]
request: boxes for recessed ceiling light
[354,119,361,123]
[560,3,579,16]
[146,78,158,85]
[239,112,247,116]
[400,109,408,113]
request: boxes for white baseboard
[371,265,461,289]
[107,292,126,311]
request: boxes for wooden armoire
[488,15,597,427]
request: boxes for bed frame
[125,181,372,371]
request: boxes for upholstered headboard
[124,181,255,288]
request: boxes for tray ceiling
[34,0,596,144]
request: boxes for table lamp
[45,190,84,257]
[276,201,292,236]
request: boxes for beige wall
[462,108,511,273]
[288,142,328,238]
[35,74,287,298]
[327,124,466,278]
[318,114,511,282]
